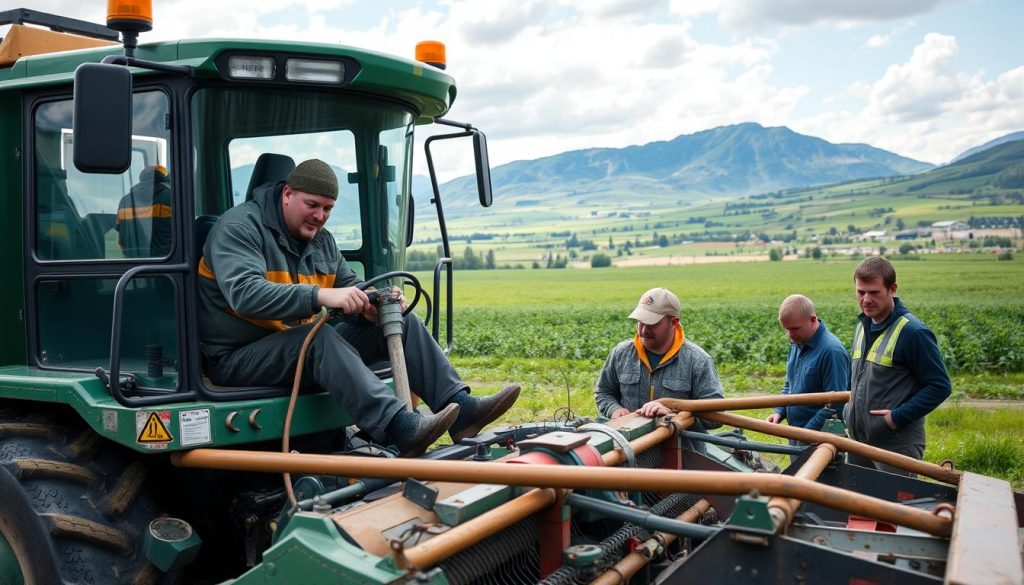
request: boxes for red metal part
[538,491,570,577]
[846,516,896,533]
[507,451,561,466]
[571,444,604,467]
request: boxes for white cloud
[9,0,1020,178]
[866,34,890,48]
[794,33,1024,163]
[713,0,951,31]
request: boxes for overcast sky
[8,0,1023,179]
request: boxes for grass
[424,256,1024,489]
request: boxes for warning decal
[136,411,173,446]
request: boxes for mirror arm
[102,55,195,77]
[433,118,474,130]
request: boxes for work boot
[390,403,460,458]
[449,384,521,443]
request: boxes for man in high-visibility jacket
[843,257,951,475]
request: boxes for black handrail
[107,263,196,407]
[431,257,453,354]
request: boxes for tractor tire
[0,403,163,584]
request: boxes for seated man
[116,164,172,257]
[595,287,724,426]
[198,159,519,457]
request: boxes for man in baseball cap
[595,287,724,422]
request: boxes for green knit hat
[286,159,338,199]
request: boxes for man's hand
[765,413,782,424]
[636,401,673,418]
[869,409,897,430]
[317,287,370,315]
[359,286,407,324]
[610,407,630,419]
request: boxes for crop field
[413,254,1024,487]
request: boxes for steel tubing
[767,443,838,530]
[698,411,962,485]
[658,391,849,413]
[394,487,558,569]
[590,499,712,585]
[171,450,953,537]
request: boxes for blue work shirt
[774,320,850,430]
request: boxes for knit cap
[286,159,338,199]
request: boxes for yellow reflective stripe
[198,257,215,279]
[851,323,864,359]
[878,316,910,367]
[266,270,335,289]
[116,204,172,221]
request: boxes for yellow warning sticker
[136,411,173,446]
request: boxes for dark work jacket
[198,182,360,356]
[773,320,850,430]
[842,298,951,449]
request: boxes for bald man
[766,294,850,432]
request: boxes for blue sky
[10,0,1023,179]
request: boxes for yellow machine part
[0,24,115,68]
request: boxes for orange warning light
[415,40,446,70]
[107,0,153,33]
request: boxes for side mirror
[73,63,132,173]
[472,130,493,208]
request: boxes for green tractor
[2,5,1023,585]
[0,4,493,582]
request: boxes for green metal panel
[227,513,447,585]
[0,366,353,453]
[0,90,26,365]
[0,38,454,119]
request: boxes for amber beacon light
[415,40,446,70]
[107,0,153,33]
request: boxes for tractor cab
[3,5,491,447]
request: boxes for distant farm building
[857,230,889,242]
[931,221,972,241]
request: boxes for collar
[860,297,907,332]
[633,323,685,372]
[800,319,829,349]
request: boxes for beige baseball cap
[628,287,680,325]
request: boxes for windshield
[191,87,414,268]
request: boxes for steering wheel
[356,270,425,317]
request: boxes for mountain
[952,131,1024,163]
[426,123,934,214]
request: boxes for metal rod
[394,487,558,569]
[658,391,849,413]
[565,493,716,540]
[767,443,837,531]
[590,499,712,585]
[385,334,413,410]
[602,413,693,467]
[699,411,961,485]
[171,450,953,537]
[678,430,805,455]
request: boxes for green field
[414,254,1024,487]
